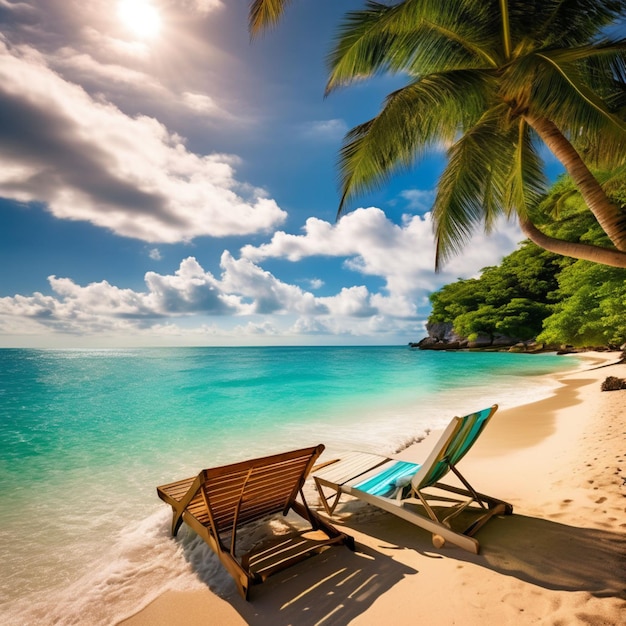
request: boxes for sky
[0,0,552,348]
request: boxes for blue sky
[0,0,544,347]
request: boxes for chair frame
[157,444,355,600]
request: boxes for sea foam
[1,509,230,626]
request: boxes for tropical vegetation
[250,0,626,268]
[428,172,626,348]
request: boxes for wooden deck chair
[157,444,355,600]
[312,406,512,554]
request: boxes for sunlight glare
[117,0,162,39]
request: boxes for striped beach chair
[313,406,512,554]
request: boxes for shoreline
[120,352,626,625]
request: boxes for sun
[117,0,162,39]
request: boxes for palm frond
[326,0,499,93]
[543,39,626,112]
[432,106,546,269]
[499,44,626,166]
[504,121,548,219]
[249,0,292,36]
[512,0,625,47]
[536,43,626,129]
[337,70,496,213]
[539,37,626,65]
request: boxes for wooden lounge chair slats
[312,406,513,554]
[315,451,389,485]
[157,444,354,600]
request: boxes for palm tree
[249,0,626,268]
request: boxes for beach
[120,352,626,626]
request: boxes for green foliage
[453,305,500,339]
[531,171,621,248]
[537,262,626,347]
[430,242,560,340]
[429,170,626,347]
[452,299,551,341]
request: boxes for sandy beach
[121,352,626,626]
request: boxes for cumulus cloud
[242,207,523,297]
[182,91,231,118]
[0,254,379,337]
[219,252,326,315]
[0,39,286,242]
[143,257,244,314]
[319,286,376,318]
[0,206,523,343]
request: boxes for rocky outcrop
[410,325,552,352]
[408,322,467,350]
[425,322,458,343]
[411,336,462,350]
[601,376,626,391]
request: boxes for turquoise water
[0,346,579,624]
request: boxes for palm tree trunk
[520,218,626,268]
[524,113,626,251]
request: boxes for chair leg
[313,478,344,516]
[171,507,184,536]
[463,502,510,537]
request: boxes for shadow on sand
[235,543,416,625]
[347,507,626,599]
[181,503,624,624]
[473,513,626,598]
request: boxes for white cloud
[242,207,523,297]
[299,119,348,142]
[232,320,280,336]
[219,252,326,315]
[400,188,435,212]
[0,255,347,336]
[182,0,224,14]
[0,257,240,333]
[319,286,376,318]
[143,257,244,314]
[0,206,524,345]
[148,248,162,260]
[52,47,165,91]
[182,91,230,117]
[79,24,154,60]
[0,40,287,242]
[289,316,330,335]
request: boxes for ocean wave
[0,500,344,626]
[0,510,217,626]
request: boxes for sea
[0,346,580,625]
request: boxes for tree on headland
[249,0,626,268]
[428,171,626,348]
[428,240,562,342]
